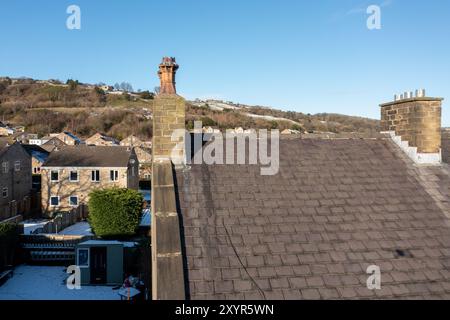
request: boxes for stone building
[53,131,83,146]
[150,59,450,300]
[40,145,139,216]
[121,135,145,147]
[0,142,32,222]
[41,137,66,153]
[85,133,119,146]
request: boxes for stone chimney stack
[152,57,185,167]
[158,57,179,94]
[380,90,444,164]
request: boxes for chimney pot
[157,57,179,95]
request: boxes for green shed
[76,240,124,286]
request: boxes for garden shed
[76,240,123,285]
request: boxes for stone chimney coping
[380,97,444,107]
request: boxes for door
[90,247,107,284]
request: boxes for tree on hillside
[139,90,154,100]
[66,79,79,90]
[120,82,133,92]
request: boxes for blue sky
[0,0,449,124]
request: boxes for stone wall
[442,129,450,164]
[152,94,185,166]
[151,159,185,300]
[380,97,443,153]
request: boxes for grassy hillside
[0,77,380,140]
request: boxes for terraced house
[151,58,450,300]
[0,141,32,222]
[40,145,139,216]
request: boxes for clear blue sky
[1,0,449,124]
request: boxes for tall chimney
[380,91,444,164]
[152,57,185,167]
[158,57,179,95]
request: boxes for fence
[20,234,94,264]
[40,204,88,234]
[0,191,41,223]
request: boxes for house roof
[121,135,144,146]
[86,133,119,144]
[60,131,82,143]
[22,144,50,163]
[42,145,135,167]
[175,136,450,300]
[40,137,66,153]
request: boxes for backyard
[0,265,120,300]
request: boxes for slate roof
[41,137,66,153]
[22,144,49,163]
[42,145,135,167]
[176,137,450,300]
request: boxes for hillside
[0,77,380,140]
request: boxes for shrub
[88,188,143,238]
[139,90,154,100]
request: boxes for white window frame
[69,195,78,207]
[50,170,59,182]
[91,170,100,182]
[2,162,8,174]
[110,170,119,182]
[69,170,79,182]
[50,196,60,207]
[76,248,90,268]
[14,160,21,172]
[2,187,8,198]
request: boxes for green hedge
[88,188,143,238]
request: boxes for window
[91,170,100,182]
[50,170,59,182]
[77,248,89,268]
[50,196,59,206]
[110,170,119,181]
[70,170,79,182]
[2,162,8,174]
[2,188,8,198]
[69,196,78,207]
[14,161,21,172]
[131,166,135,177]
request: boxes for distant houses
[281,128,302,135]
[2,127,152,215]
[0,122,15,136]
[85,133,119,146]
[53,131,83,145]
[40,137,66,153]
[40,145,139,216]
[120,135,152,180]
[29,132,82,146]
[120,135,144,147]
